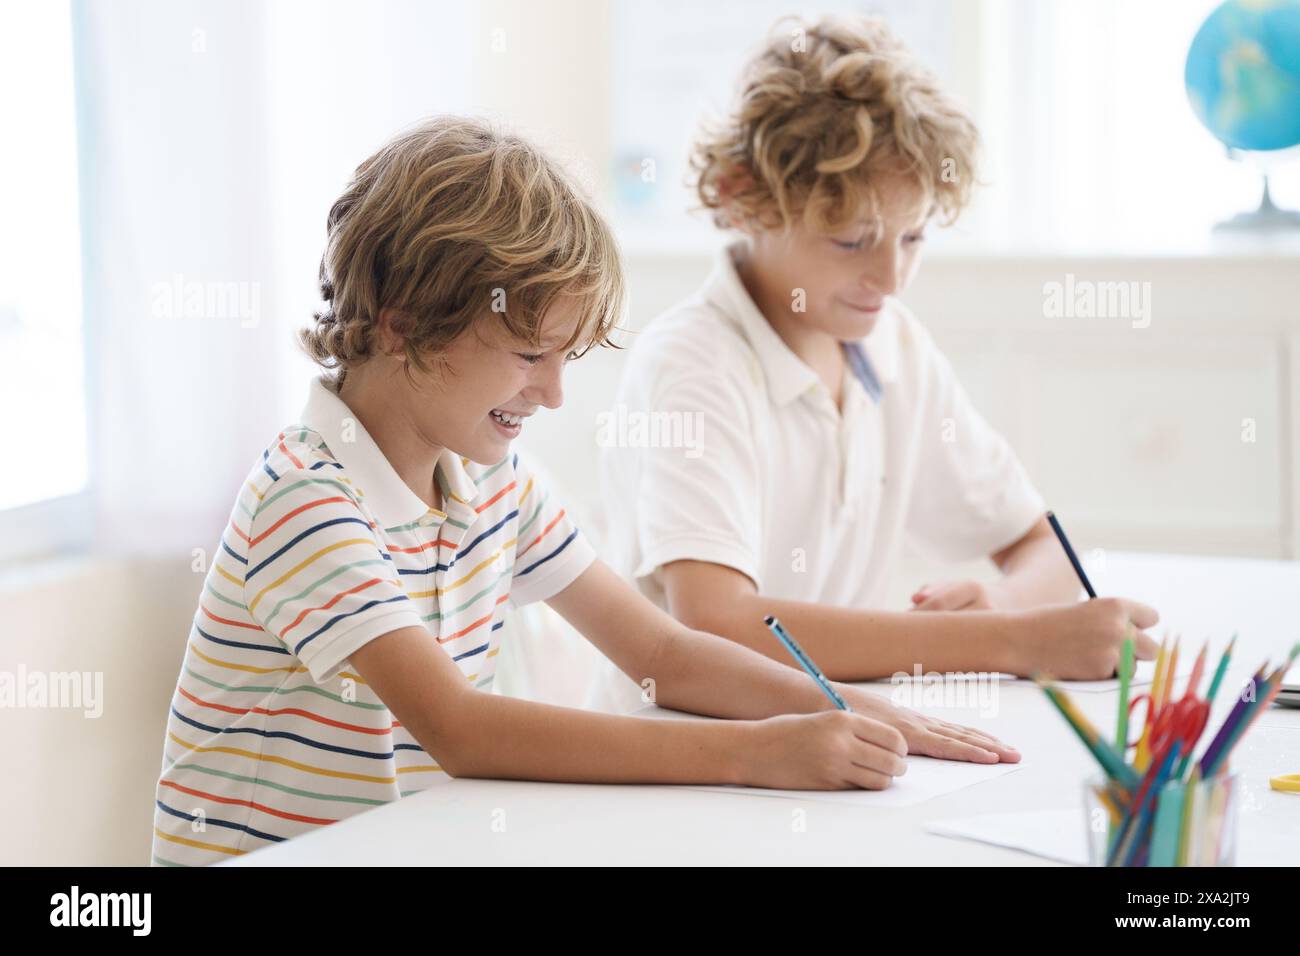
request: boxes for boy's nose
[528,362,565,409]
[862,248,902,297]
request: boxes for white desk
[230,552,1300,866]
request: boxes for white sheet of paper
[636,704,1020,807]
[927,809,1087,865]
[677,756,1022,808]
[1017,656,1193,693]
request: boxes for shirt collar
[706,243,817,405]
[297,375,478,529]
[860,298,901,387]
[706,241,895,406]
[844,340,883,403]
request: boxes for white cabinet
[903,255,1300,558]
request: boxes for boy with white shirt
[592,16,1158,713]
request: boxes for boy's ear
[715,168,758,234]
[375,307,412,356]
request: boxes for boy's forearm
[643,625,847,720]
[431,689,750,785]
[992,528,1082,608]
[687,593,1026,682]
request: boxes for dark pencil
[1046,510,1097,598]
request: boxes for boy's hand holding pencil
[741,710,909,791]
[1009,598,1161,680]
[912,512,1160,679]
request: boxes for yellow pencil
[1136,637,1168,771]
[1150,636,1169,706]
[1160,636,1181,710]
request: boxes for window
[0,1,89,559]
[608,0,1300,253]
[608,0,954,253]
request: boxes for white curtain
[75,0,475,557]
[74,0,598,706]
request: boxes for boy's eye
[833,238,866,251]
[903,232,927,245]
[517,347,585,365]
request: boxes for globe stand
[1214,174,1300,233]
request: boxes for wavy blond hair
[692,15,979,233]
[301,116,624,382]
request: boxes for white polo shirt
[589,241,1044,712]
[152,375,595,865]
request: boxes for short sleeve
[509,453,598,606]
[904,345,1046,563]
[619,368,765,589]
[242,470,426,683]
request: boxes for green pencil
[1115,632,1135,752]
[1205,634,1236,706]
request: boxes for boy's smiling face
[414,296,585,465]
[738,170,932,342]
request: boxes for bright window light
[0,1,87,511]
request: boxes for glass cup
[1084,769,1239,866]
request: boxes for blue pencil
[764,615,852,712]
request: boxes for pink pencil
[1185,640,1209,699]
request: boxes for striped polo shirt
[151,375,595,865]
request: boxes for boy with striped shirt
[152,117,1018,865]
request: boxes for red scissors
[1126,692,1209,758]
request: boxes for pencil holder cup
[1083,770,1239,867]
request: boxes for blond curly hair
[691,15,979,233]
[301,116,624,382]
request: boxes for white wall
[0,558,200,865]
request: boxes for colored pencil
[1039,680,1138,790]
[1205,634,1236,706]
[1197,664,1268,777]
[1046,511,1097,598]
[1116,634,1135,752]
[763,615,851,713]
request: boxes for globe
[1186,0,1300,231]
[1185,0,1300,152]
